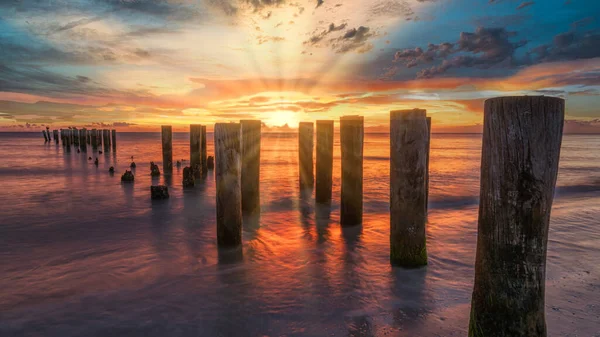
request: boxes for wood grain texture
[161,125,173,174]
[426,117,431,212]
[316,120,334,204]
[340,116,364,227]
[241,120,261,215]
[190,124,203,177]
[469,96,565,337]
[299,122,314,189]
[390,109,428,267]
[215,123,242,247]
[201,126,208,174]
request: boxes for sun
[266,110,300,128]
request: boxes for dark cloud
[306,25,376,54]
[316,0,324,8]
[304,23,348,45]
[529,30,600,62]
[394,27,526,78]
[516,1,534,10]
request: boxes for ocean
[0,132,599,336]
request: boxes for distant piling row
[46,127,117,154]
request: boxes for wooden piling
[53,130,59,144]
[161,125,173,174]
[80,128,87,152]
[46,127,51,140]
[73,127,79,146]
[214,123,242,247]
[316,120,334,204]
[65,129,71,151]
[469,96,564,337]
[103,129,110,150]
[190,124,202,177]
[201,126,207,174]
[390,109,428,268]
[340,116,364,227]
[426,117,431,211]
[42,130,48,142]
[111,129,116,149]
[241,120,261,215]
[91,129,98,148]
[298,122,314,189]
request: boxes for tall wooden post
[298,122,314,189]
[215,123,242,247]
[80,128,87,152]
[201,126,207,174]
[161,125,173,174]
[103,129,110,151]
[469,96,564,337]
[426,117,432,211]
[190,124,202,177]
[42,130,48,142]
[91,129,98,148]
[316,120,334,204]
[340,116,364,227]
[46,127,51,140]
[73,127,79,146]
[53,130,59,144]
[241,120,261,215]
[390,109,428,268]
[111,129,116,150]
[65,129,71,151]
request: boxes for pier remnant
[183,166,195,187]
[151,185,169,200]
[316,120,334,203]
[426,117,431,211]
[299,122,314,189]
[469,96,564,337]
[73,127,79,146]
[42,130,48,142]
[390,109,429,268]
[201,126,208,175]
[161,125,173,175]
[121,170,135,182]
[111,129,116,150]
[91,129,98,149]
[150,162,161,177]
[53,130,59,144]
[241,120,261,215]
[80,128,87,152]
[214,123,242,247]
[340,116,364,227]
[190,124,202,177]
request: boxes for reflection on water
[0,132,599,336]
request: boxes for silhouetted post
[299,122,314,189]
[215,123,242,247]
[53,130,59,144]
[80,128,87,152]
[190,124,202,177]
[390,109,428,268]
[73,127,79,146]
[316,120,334,203]
[340,116,364,227]
[103,129,110,151]
[241,120,261,215]
[42,130,48,142]
[201,126,207,174]
[91,129,98,149]
[111,129,116,150]
[161,125,173,174]
[65,129,71,151]
[426,117,431,211]
[469,96,565,337]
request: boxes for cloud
[304,23,348,45]
[516,1,534,10]
[529,29,600,63]
[394,27,527,78]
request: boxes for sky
[0,0,599,133]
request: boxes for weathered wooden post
[42,130,48,142]
[65,129,71,151]
[426,117,431,211]
[215,123,242,247]
[390,109,428,268]
[340,116,364,227]
[241,120,261,215]
[91,129,98,149]
[201,126,208,174]
[298,122,314,189]
[111,129,116,150]
[469,96,564,337]
[53,130,59,144]
[103,129,110,151]
[73,127,79,146]
[190,124,202,177]
[161,125,173,174]
[80,128,87,152]
[316,120,334,203]
[107,129,111,147]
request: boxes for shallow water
[0,132,599,337]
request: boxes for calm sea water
[0,132,599,337]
